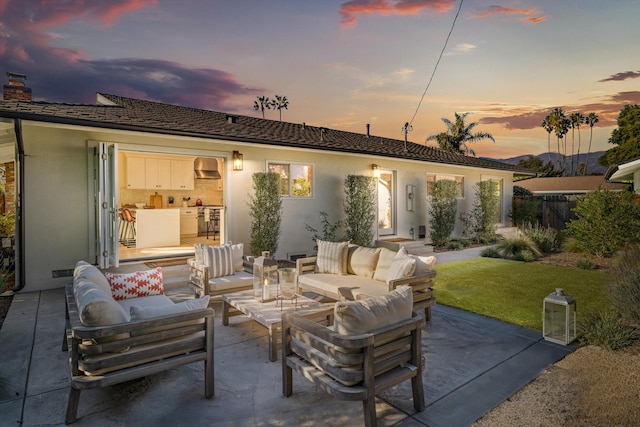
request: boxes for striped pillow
[202,244,234,278]
[386,251,417,284]
[316,240,348,275]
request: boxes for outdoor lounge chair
[281,286,426,427]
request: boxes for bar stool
[206,208,220,240]
[120,208,136,247]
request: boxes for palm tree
[569,112,585,176]
[583,112,599,175]
[548,108,569,174]
[425,112,495,156]
[272,95,289,121]
[541,115,554,164]
[253,96,272,119]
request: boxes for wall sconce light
[371,164,380,178]
[232,151,243,171]
[406,184,415,212]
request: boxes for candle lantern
[277,267,298,307]
[253,251,278,302]
[543,288,577,345]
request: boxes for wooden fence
[512,195,577,230]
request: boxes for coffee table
[222,290,334,362]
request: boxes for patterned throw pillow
[316,240,349,275]
[202,244,234,278]
[106,267,165,301]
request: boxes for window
[377,169,396,236]
[267,162,313,197]
[426,174,464,198]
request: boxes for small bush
[447,240,463,251]
[521,223,559,253]
[576,258,597,270]
[496,235,542,260]
[480,247,501,258]
[459,239,471,248]
[577,311,637,350]
[609,245,640,325]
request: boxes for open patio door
[96,142,119,268]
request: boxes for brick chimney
[3,72,32,101]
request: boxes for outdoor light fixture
[371,164,380,178]
[253,251,278,302]
[543,288,577,345]
[232,150,243,171]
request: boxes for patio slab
[0,253,574,426]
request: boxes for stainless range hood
[194,157,221,179]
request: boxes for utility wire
[408,0,464,127]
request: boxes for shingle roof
[0,93,532,174]
[516,175,628,194]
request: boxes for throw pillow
[334,285,413,335]
[74,278,130,326]
[130,295,210,320]
[229,242,245,272]
[372,248,398,281]
[397,247,436,275]
[74,260,111,295]
[347,246,381,278]
[105,267,165,301]
[201,244,234,278]
[316,240,349,275]
[387,250,417,283]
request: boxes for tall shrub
[429,179,458,247]
[565,188,640,257]
[609,244,640,325]
[248,172,282,256]
[461,181,500,242]
[343,175,376,247]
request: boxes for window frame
[267,161,314,198]
[426,173,465,199]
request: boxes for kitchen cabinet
[125,156,146,189]
[145,158,171,189]
[131,208,180,248]
[171,159,195,190]
[180,207,198,236]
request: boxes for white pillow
[229,242,244,272]
[387,250,417,283]
[347,246,381,278]
[130,296,210,320]
[333,285,413,335]
[373,248,397,281]
[201,244,234,278]
[316,240,348,275]
[74,260,111,295]
[397,247,436,275]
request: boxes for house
[516,175,629,197]
[605,156,640,193]
[0,76,532,292]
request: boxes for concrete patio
[0,247,573,426]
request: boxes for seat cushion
[299,273,387,301]
[105,267,165,300]
[333,285,413,335]
[207,271,253,293]
[130,296,210,320]
[316,240,348,275]
[347,246,381,278]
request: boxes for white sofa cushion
[372,247,397,282]
[130,296,210,320]
[333,285,413,335]
[316,240,348,275]
[206,271,253,293]
[398,247,436,275]
[387,250,417,283]
[105,267,165,300]
[347,246,381,278]
[74,278,130,326]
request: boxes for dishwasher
[179,207,199,237]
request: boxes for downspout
[12,118,25,292]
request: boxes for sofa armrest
[296,256,317,276]
[188,260,209,298]
[387,270,436,292]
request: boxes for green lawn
[433,257,611,331]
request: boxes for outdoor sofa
[63,261,214,424]
[188,242,254,297]
[296,240,437,319]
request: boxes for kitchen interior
[117,151,225,261]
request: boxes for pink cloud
[599,70,640,83]
[339,0,455,28]
[470,5,547,24]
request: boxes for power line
[408,0,464,127]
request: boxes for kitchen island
[130,208,180,248]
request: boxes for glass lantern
[543,288,577,345]
[253,251,278,302]
[277,267,298,308]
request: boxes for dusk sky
[1,0,639,158]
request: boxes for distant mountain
[493,151,608,175]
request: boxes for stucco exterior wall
[20,120,513,292]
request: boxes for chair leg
[411,374,425,412]
[65,387,81,424]
[362,398,377,427]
